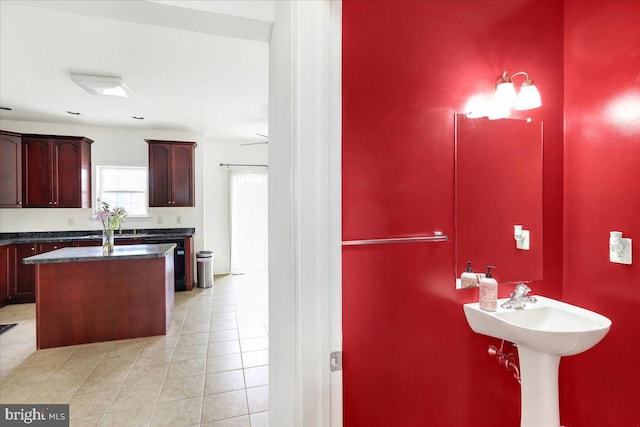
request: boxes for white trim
[269,0,342,425]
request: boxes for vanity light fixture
[609,231,632,265]
[69,73,132,98]
[489,71,541,119]
[514,225,530,250]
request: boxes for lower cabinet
[0,246,13,307]
[14,242,73,303]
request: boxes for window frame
[95,165,150,218]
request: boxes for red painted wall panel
[562,1,640,426]
[343,1,564,425]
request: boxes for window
[96,166,148,216]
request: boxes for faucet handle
[512,283,531,298]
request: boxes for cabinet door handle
[17,201,22,205]
[48,201,52,205]
[53,201,57,205]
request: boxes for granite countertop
[0,228,194,246]
[22,243,177,264]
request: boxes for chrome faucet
[500,283,537,310]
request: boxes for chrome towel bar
[342,234,448,246]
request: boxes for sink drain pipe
[488,340,521,384]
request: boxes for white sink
[463,296,611,427]
[464,296,611,356]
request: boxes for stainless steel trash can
[196,251,214,288]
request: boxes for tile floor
[0,271,269,427]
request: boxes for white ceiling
[0,0,272,144]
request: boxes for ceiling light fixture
[69,73,132,98]
[489,71,541,119]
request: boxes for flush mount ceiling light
[69,73,132,98]
[489,71,541,119]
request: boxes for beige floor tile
[201,390,248,423]
[134,348,175,367]
[203,370,245,395]
[100,404,155,427]
[238,327,267,340]
[158,374,205,403]
[208,340,240,357]
[181,322,212,334]
[2,365,56,384]
[69,414,104,427]
[246,386,268,413]
[172,344,208,362]
[176,332,210,347]
[110,381,162,411]
[125,363,170,385]
[28,376,85,400]
[166,358,206,379]
[209,330,239,343]
[210,305,235,314]
[243,366,268,388]
[210,320,237,332]
[143,335,179,351]
[239,337,268,353]
[249,411,269,427]
[69,390,115,419]
[0,380,42,403]
[24,393,73,404]
[210,312,236,322]
[241,350,268,368]
[200,415,250,427]
[150,396,202,427]
[206,354,243,374]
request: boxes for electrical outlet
[610,237,632,265]
[177,216,182,224]
[157,216,163,225]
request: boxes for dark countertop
[22,243,177,264]
[0,228,195,246]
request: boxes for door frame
[268,1,342,425]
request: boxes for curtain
[230,171,269,273]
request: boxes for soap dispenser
[461,261,478,288]
[479,266,498,312]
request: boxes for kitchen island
[23,244,176,349]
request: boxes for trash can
[196,251,214,288]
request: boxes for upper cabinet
[0,130,23,208]
[147,140,196,207]
[22,134,93,208]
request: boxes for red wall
[561,1,640,426]
[342,1,564,425]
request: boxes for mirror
[455,114,543,287]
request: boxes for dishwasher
[145,238,187,291]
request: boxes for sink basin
[464,296,611,356]
[463,296,611,427]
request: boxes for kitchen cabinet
[0,130,22,208]
[22,134,92,208]
[14,241,73,303]
[147,140,196,207]
[0,246,14,307]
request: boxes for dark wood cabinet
[13,241,73,303]
[147,140,196,207]
[0,246,14,307]
[0,131,23,208]
[22,134,92,208]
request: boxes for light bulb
[516,80,542,110]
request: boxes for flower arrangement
[94,199,127,254]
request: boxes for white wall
[202,139,267,274]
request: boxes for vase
[102,229,114,255]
